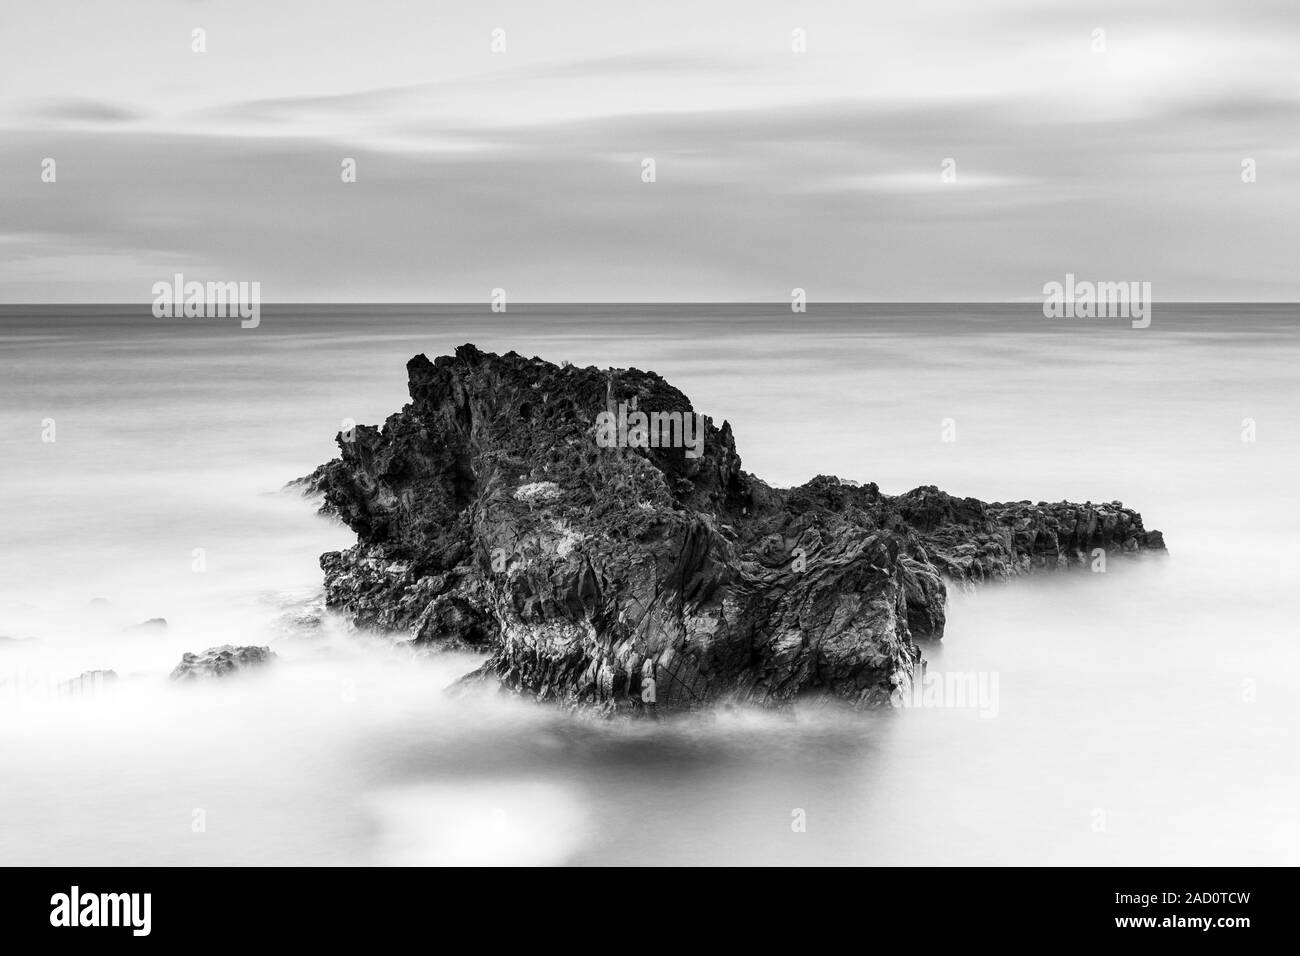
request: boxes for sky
[1,0,1298,302]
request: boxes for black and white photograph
[0,0,1295,932]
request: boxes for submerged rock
[275,603,327,635]
[301,344,1166,715]
[58,670,117,695]
[169,645,276,681]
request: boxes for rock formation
[299,345,1165,714]
[169,645,276,681]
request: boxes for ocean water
[1,304,1297,866]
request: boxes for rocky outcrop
[302,344,1166,715]
[169,645,276,681]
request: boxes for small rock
[169,645,276,681]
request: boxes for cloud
[2,2,1299,304]
[2,84,1297,302]
[19,98,145,127]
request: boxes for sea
[1,303,1296,865]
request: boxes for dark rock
[169,645,276,681]
[284,465,340,518]
[300,344,1166,715]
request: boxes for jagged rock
[300,345,1166,715]
[169,645,276,681]
[284,465,341,518]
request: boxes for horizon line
[2,300,1298,308]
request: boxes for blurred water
[1,304,1297,865]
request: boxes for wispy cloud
[1,2,1298,300]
